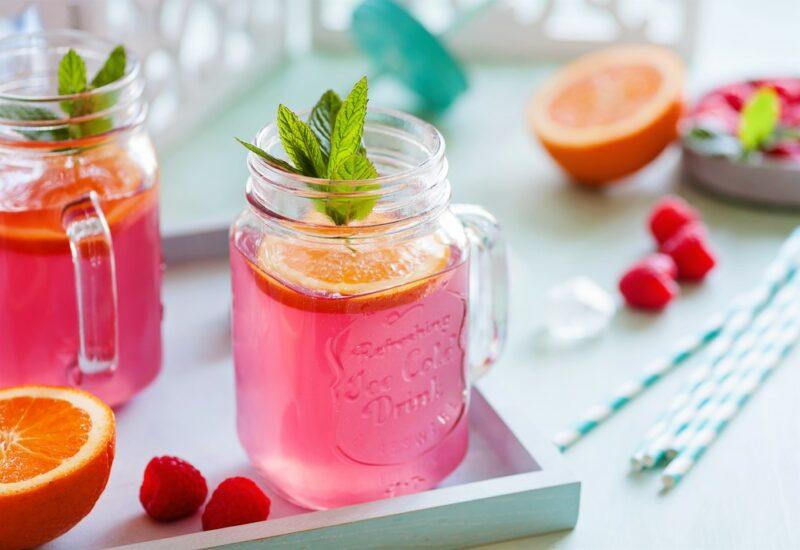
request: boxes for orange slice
[528,45,684,185]
[251,231,452,313]
[0,141,154,253]
[0,386,115,549]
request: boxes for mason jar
[230,108,507,509]
[0,31,162,406]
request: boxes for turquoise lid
[351,0,468,112]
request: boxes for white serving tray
[45,241,579,549]
[124,391,579,549]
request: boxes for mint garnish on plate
[738,86,780,156]
[0,45,126,141]
[237,77,380,226]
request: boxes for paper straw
[638,279,798,467]
[554,228,800,454]
[663,283,800,456]
[662,298,800,490]
[630,228,800,467]
[552,312,725,451]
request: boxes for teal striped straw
[636,276,797,468]
[552,313,725,451]
[554,228,800,454]
[631,229,800,467]
[667,288,800,458]
[662,296,800,490]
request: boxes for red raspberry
[202,477,271,531]
[768,141,800,161]
[660,224,717,281]
[635,253,678,280]
[648,196,700,245]
[619,264,678,310]
[140,456,208,522]
[717,82,753,111]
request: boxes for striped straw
[554,228,800,454]
[668,290,800,457]
[552,312,725,451]
[663,283,800,457]
[662,297,800,490]
[637,278,798,467]
[631,235,800,468]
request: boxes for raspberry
[202,477,271,531]
[661,224,717,281]
[648,196,699,245]
[619,264,678,310]
[140,456,208,522]
[717,82,753,111]
[635,253,678,280]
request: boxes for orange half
[528,45,684,185]
[0,386,115,549]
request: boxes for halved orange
[250,229,453,313]
[527,45,684,185]
[0,386,115,549]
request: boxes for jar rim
[248,107,446,196]
[0,29,141,103]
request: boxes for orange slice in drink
[0,141,154,252]
[253,231,452,313]
[0,386,115,549]
[527,45,684,185]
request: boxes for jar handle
[61,191,118,376]
[452,204,508,380]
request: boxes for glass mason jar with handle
[230,108,507,510]
[0,31,162,406]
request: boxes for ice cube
[543,276,617,345]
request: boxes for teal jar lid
[351,0,468,112]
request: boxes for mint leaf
[237,77,381,226]
[308,90,342,161]
[684,125,741,157]
[328,77,368,178]
[56,46,127,138]
[0,104,58,121]
[277,104,327,177]
[0,104,70,141]
[91,45,126,88]
[235,137,301,173]
[688,127,715,140]
[323,154,380,224]
[739,87,780,155]
[330,152,378,180]
[58,49,87,98]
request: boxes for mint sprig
[237,77,380,226]
[0,45,126,141]
[739,87,780,156]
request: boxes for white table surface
[52,0,800,548]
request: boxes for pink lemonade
[230,235,471,510]
[0,157,162,407]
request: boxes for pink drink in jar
[0,182,161,406]
[232,232,470,509]
[230,108,507,509]
[0,31,162,406]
